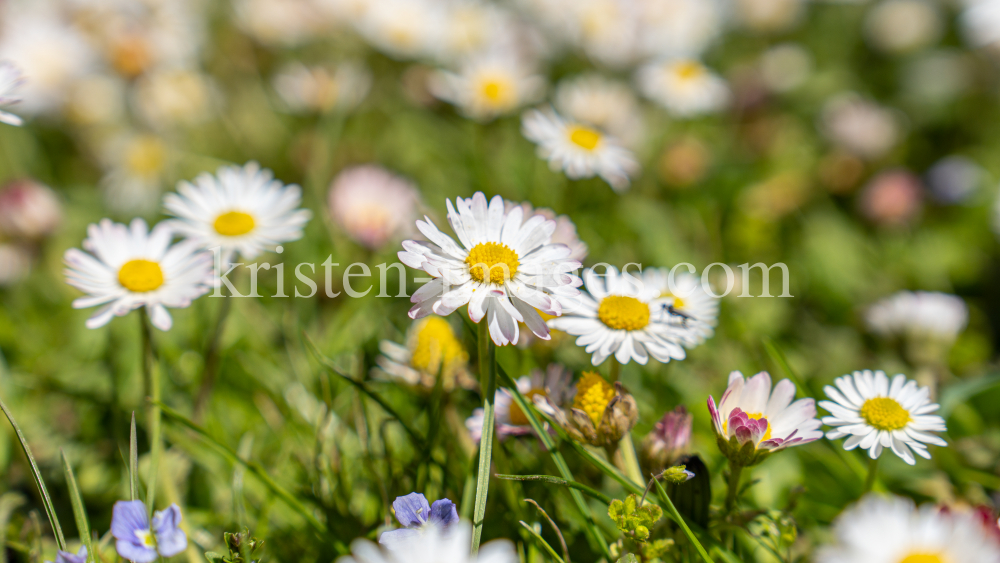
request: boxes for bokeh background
[0,0,998,561]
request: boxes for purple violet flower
[111,500,187,562]
[378,493,459,549]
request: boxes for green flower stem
[471,319,497,554]
[619,432,644,487]
[862,456,879,494]
[139,311,162,513]
[651,476,714,563]
[724,462,744,514]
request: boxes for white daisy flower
[554,73,644,148]
[429,53,545,121]
[0,61,24,126]
[375,316,472,391]
[820,93,902,160]
[817,495,1000,563]
[521,108,639,192]
[820,370,947,465]
[338,521,517,563]
[636,58,729,118]
[397,192,582,347]
[63,219,214,331]
[163,162,312,264]
[132,68,216,130]
[546,266,688,366]
[865,291,968,343]
[100,133,172,214]
[353,0,440,61]
[708,371,823,464]
[466,364,573,442]
[640,267,719,348]
[329,165,419,250]
[503,200,587,263]
[273,61,372,115]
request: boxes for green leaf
[204,551,227,563]
[494,474,613,504]
[0,392,66,550]
[617,554,640,563]
[609,499,624,521]
[61,451,96,563]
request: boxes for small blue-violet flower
[378,492,458,549]
[111,500,187,562]
[46,546,87,563]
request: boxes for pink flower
[329,165,419,250]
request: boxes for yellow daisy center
[573,371,616,426]
[860,397,911,431]
[214,211,256,237]
[479,77,512,106]
[465,242,519,284]
[568,125,602,151]
[509,388,547,426]
[674,61,705,81]
[898,553,946,563]
[409,317,468,377]
[118,259,164,293]
[597,296,650,331]
[125,136,166,177]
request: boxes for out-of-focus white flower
[0,62,25,126]
[66,74,127,125]
[235,0,337,47]
[338,521,517,563]
[820,93,902,160]
[100,133,172,214]
[902,50,972,107]
[522,108,640,192]
[636,59,729,118]
[865,0,942,54]
[960,0,1000,51]
[430,54,545,121]
[759,43,812,93]
[273,62,371,114]
[568,0,641,67]
[328,165,419,250]
[637,0,723,58]
[503,200,588,263]
[132,68,215,129]
[926,155,983,204]
[731,0,805,33]
[433,1,530,62]
[0,10,96,116]
[0,243,31,286]
[554,74,644,148]
[0,179,62,239]
[376,316,471,390]
[817,495,1000,563]
[866,291,968,343]
[353,0,440,60]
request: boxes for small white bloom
[0,178,62,239]
[235,0,334,47]
[338,521,517,563]
[865,291,968,343]
[637,0,723,58]
[164,162,312,264]
[274,62,371,115]
[398,192,582,347]
[731,0,805,33]
[960,0,1000,51]
[820,93,902,160]
[759,43,812,93]
[865,0,943,54]
[63,219,214,331]
[636,58,729,118]
[547,266,688,366]
[132,68,215,129]
[820,370,947,465]
[503,200,587,263]
[521,108,639,192]
[329,165,419,250]
[353,0,440,60]
[100,133,172,214]
[0,61,24,126]
[640,267,719,348]
[430,53,545,121]
[554,73,644,147]
[375,316,471,390]
[817,495,1000,563]
[466,364,573,442]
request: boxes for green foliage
[206,529,265,563]
[609,494,664,543]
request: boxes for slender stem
[862,456,879,495]
[724,463,744,514]
[618,432,644,487]
[471,320,497,554]
[140,311,162,512]
[608,357,621,382]
[651,476,714,563]
[195,279,234,420]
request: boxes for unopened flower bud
[662,465,696,484]
[642,406,693,473]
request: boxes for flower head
[329,165,419,250]
[398,192,582,346]
[522,108,639,192]
[641,406,693,472]
[820,370,947,465]
[376,316,472,390]
[64,219,214,331]
[708,371,822,466]
[46,546,87,563]
[640,267,719,349]
[111,500,187,563]
[547,267,689,366]
[817,495,1000,563]
[0,178,61,239]
[542,372,638,448]
[379,493,459,549]
[274,61,371,114]
[0,61,24,126]
[636,59,729,118]
[865,291,968,344]
[430,53,545,121]
[343,521,516,563]
[164,162,311,264]
[503,200,588,263]
[554,73,644,148]
[466,364,574,442]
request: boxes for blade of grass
[518,521,564,563]
[61,451,96,563]
[495,475,612,505]
[154,400,327,535]
[652,475,713,563]
[0,393,66,550]
[129,412,139,501]
[302,334,426,450]
[471,319,497,554]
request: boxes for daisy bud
[641,406,693,473]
